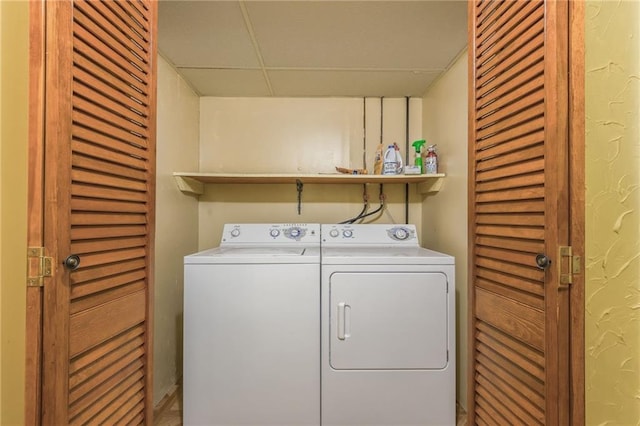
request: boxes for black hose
[339,202,369,224]
[405,96,410,224]
[339,184,369,224]
[356,202,384,221]
[353,184,385,222]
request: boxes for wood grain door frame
[41,1,77,420]
[25,0,45,424]
[545,1,571,423]
[569,1,585,424]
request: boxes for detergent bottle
[411,140,426,173]
[425,144,438,174]
[382,143,403,175]
[382,145,397,175]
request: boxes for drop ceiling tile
[245,1,467,69]
[267,70,442,97]
[178,68,271,97]
[158,1,259,68]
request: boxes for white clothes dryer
[320,224,456,426]
[183,223,320,426]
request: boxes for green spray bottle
[411,140,426,174]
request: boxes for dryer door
[329,272,448,370]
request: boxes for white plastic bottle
[382,145,399,175]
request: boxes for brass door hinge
[558,246,581,287]
[27,247,52,287]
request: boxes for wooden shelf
[173,172,445,196]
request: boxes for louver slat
[69,346,144,404]
[70,199,147,214]
[102,1,148,44]
[477,1,533,48]
[476,6,544,75]
[92,383,145,424]
[126,0,149,20]
[73,23,148,85]
[73,40,148,100]
[73,110,147,150]
[71,140,147,171]
[476,395,509,426]
[68,368,144,424]
[75,0,149,62]
[73,79,148,129]
[71,282,146,315]
[71,236,147,254]
[475,278,545,310]
[69,324,145,374]
[477,33,544,88]
[475,267,544,297]
[476,322,545,380]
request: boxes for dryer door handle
[337,302,346,340]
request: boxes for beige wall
[197,97,424,249]
[0,0,29,424]
[153,55,200,405]
[585,1,640,423]
[421,52,468,409]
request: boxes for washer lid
[217,247,306,256]
[321,247,454,265]
[185,246,320,264]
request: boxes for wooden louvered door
[468,1,571,425]
[40,0,157,424]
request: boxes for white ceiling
[158,1,468,97]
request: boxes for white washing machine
[320,224,455,426]
[183,223,320,426]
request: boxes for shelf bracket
[296,179,303,215]
[174,175,204,196]
[417,176,444,194]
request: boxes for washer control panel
[322,224,418,245]
[221,223,319,244]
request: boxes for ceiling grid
[158,1,467,97]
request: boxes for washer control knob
[342,229,353,238]
[289,227,301,238]
[269,229,280,238]
[394,228,409,240]
[329,229,339,238]
[230,228,241,238]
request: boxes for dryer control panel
[322,224,418,245]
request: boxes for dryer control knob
[289,228,301,238]
[393,228,409,240]
[269,229,280,238]
[329,229,339,238]
[230,228,241,237]
[342,229,353,238]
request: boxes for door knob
[63,254,81,271]
[535,254,551,270]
